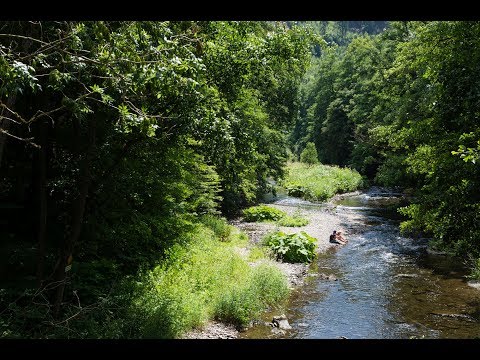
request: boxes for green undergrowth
[130,218,289,338]
[468,258,480,280]
[282,162,364,201]
[263,231,317,263]
[243,205,286,222]
[1,217,288,339]
[243,205,309,227]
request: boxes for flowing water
[241,188,480,339]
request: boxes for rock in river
[272,314,292,330]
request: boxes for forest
[1,20,479,338]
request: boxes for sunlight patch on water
[380,252,399,263]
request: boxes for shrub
[214,285,259,327]
[263,231,317,263]
[249,263,290,305]
[243,205,308,227]
[242,205,286,222]
[285,185,314,199]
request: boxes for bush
[243,205,308,227]
[214,286,259,327]
[263,231,317,263]
[285,185,314,199]
[250,263,290,305]
[242,205,286,222]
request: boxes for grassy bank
[0,217,289,339]
[281,162,364,201]
[132,219,290,338]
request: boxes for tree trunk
[36,119,48,288]
[53,116,96,317]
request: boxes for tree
[300,142,319,165]
[0,20,317,337]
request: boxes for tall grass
[282,162,364,201]
[129,220,289,338]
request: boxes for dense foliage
[0,21,315,337]
[1,220,289,338]
[292,21,480,270]
[133,225,289,337]
[3,19,480,336]
[263,231,317,263]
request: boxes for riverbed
[240,187,480,339]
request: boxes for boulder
[272,314,292,330]
[467,281,480,290]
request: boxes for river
[241,188,480,339]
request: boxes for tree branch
[0,101,28,124]
[0,128,40,148]
[0,33,48,45]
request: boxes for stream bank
[181,191,361,339]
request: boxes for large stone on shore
[467,281,480,290]
[272,314,292,330]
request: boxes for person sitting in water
[336,231,348,244]
[329,230,340,244]
[329,230,347,245]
